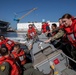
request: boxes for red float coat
[0,40,2,47]
[42,23,50,33]
[27,27,37,39]
[59,24,64,29]
[63,19,76,48]
[12,49,26,65]
[0,56,20,75]
[1,38,15,51]
[0,39,7,47]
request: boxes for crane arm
[18,8,37,20]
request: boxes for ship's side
[0,20,10,32]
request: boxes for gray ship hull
[0,20,10,32]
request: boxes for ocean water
[0,32,26,37]
[0,32,17,37]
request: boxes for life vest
[0,39,7,47]
[59,24,64,29]
[64,19,76,47]
[12,49,26,65]
[27,27,37,39]
[0,40,2,47]
[0,56,21,75]
[42,23,50,33]
[1,38,15,51]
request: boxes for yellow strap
[0,65,6,71]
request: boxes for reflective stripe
[7,40,12,44]
[19,56,24,61]
[67,34,75,41]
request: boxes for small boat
[7,33,76,75]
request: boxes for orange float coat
[27,27,37,39]
[0,56,20,75]
[12,49,26,65]
[42,23,50,33]
[1,38,15,51]
[63,19,76,47]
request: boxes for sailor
[41,21,51,37]
[11,44,33,69]
[0,35,15,51]
[25,24,39,54]
[41,22,50,33]
[62,14,76,48]
[0,46,21,75]
[50,23,61,46]
[27,24,38,40]
[51,23,58,36]
[12,44,27,65]
[62,13,76,60]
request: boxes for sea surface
[0,32,26,37]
